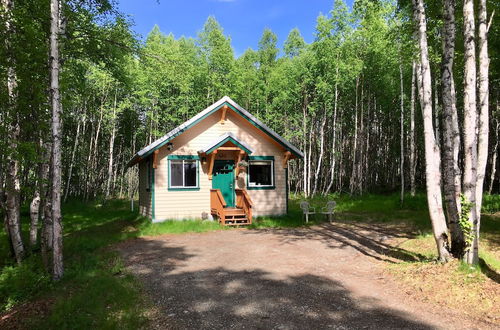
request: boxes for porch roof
[199,132,254,155]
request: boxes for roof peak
[127,97,303,167]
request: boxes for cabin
[127,96,303,225]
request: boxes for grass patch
[0,193,498,328]
[387,258,499,321]
[137,219,225,236]
[0,199,151,328]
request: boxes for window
[168,156,199,190]
[248,157,274,189]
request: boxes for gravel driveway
[117,223,494,329]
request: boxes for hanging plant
[237,160,248,168]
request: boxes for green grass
[0,200,151,328]
[0,193,498,328]
[0,198,231,328]
[137,218,225,236]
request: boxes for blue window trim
[247,156,275,190]
[167,155,200,191]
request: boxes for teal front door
[212,160,235,207]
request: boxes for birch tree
[470,0,490,264]
[441,0,463,257]
[49,0,63,280]
[2,0,25,264]
[412,0,451,262]
[462,0,479,265]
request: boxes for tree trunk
[462,0,479,265]
[40,142,52,271]
[441,0,464,258]
[488,119,499,194]
[29,191,41,247]
[399,63,404,205]
[412,0,451,262]
[433,78,440,147]
[350,77,359,194]
[105,89,118,199]
[326,77,339,195]
[312,112,326,195]
[472,0,489,263]
[64,114,82,202]
[49,0,64,280]
[410,62,416,196]
[3,0,25,264]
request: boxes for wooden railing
[210,189,226,219]
[235,189,253,223]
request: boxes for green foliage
[0,257,51,311]
[459,194,475,250]
[0,200,149,327]
[481,194,500,214]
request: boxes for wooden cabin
[128,96,303,225]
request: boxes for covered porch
[198,132,254,226]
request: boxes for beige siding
[152,108,288,221]
[138,161,152,218]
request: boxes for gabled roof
[200,132,254,155]
[127,96,303,167]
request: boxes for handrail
[210,189,227,207]
[235,189,252,223]
[210,189,226,221]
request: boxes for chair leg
[305,213,309,223]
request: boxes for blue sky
[118,0,353,57]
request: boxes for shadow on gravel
[244,222,429,264]
[121,239,435,329]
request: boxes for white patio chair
[321,201,336,222]
[300,201,316,223]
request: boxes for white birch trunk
[50,0,64,280]
[472,0,490,263]
[462,0,479,264]
[441,0,464,257]
[412,0,451,262]
[3,0,25,264]
[350,77,359,194]
[400,63,405,204]
[29,191,41,247]
[326,78,339,195]
[488,119,498,194]
[105,90,118,199]
[410,62,417,196]
[312,113,326,195]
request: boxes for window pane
[184,161,197,187]
[170,161,183,187]
[249,161,272,186]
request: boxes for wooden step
[224,208,245,216]
[222,218,250,226]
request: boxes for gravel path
[117,223,495,329]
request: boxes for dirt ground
[117,223,499,329]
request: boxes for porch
[210,188,253,226]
